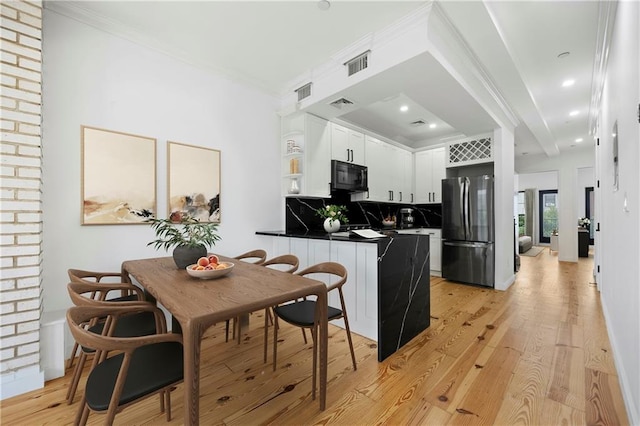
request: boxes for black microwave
[331,160,368,192]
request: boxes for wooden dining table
[121,255,328,426]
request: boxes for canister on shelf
[289,158,299,174]
[286,140,295,154]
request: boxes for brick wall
[0,0,43,391]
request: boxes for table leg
[317,290,327,411]
[183,321,202,426]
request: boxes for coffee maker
[399,208,415,228]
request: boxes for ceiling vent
[295,82,312,101]
[329,97,354,109]
[410,120,426,127]
[345,50,370,76]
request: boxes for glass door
[539,190,558,244]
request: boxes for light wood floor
[1,248,629,425]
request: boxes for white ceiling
[48,0,603,157]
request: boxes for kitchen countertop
[256,227,440,242]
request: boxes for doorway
[539,189,558,244]
[585,186,594,244]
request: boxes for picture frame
[81,126,157,225]
[167,141,221,223]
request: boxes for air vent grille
[345,50,370,76]
[295,83,312,101]
[329,97,354,109]
[448,137,493,165]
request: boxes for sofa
[518,235,533,253]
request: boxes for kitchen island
[256,230,430,361]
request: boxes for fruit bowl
[382,220,395,228]
[186,262,234,280]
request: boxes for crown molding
[44,1,280,97]
[589,0,618,136]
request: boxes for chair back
[233,249,267,265]
[66,305,179,354]
[68,268,144,302]
[262,254,299,274]
[295,262,347,291]
[68,269,124,283]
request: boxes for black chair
[272,262,357,373]
[65,281,159,405]
[259,254,300,361]
[66,268,145,370]
[224,249,269,342]
[66,304,183,425]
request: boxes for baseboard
[0,366,44,400]
[600,293,639,425]
[495,273,515,291]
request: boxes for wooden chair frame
[66,305,180,426]
[272,262,357,378]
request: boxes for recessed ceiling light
[562,79,575,87]
[317,0,330,11]
[400,105,409,112]
[557,51,570,58]
[575,138,583,143]
[429,123,436,129]
[569,110,579,116]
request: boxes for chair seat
[85,341,184,412]
[274,300,342,327]
[82,311,158,353]
[106,294,140,302]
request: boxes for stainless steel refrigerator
[441,176,495,287]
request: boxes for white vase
[323,218,341,233]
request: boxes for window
[539,190,558,243]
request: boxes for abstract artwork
[168,141,221,223]
[81,126,156,225]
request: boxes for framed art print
[167,141,221,223]
[81,126,157,225]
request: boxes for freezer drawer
[442,241,494,287]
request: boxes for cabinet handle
[350,149,354,162]
[399,191,403,202]
[411,193,414,203]
[428,192,431,202]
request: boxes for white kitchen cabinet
[356,135,411,203]
[331,122,365,165]
[414,147,446,204]
[395,228,441,275]
[281,114,331,198]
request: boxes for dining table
[121,255,328,426]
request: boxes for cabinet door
[331,123,365,165]
[431,148,446,204]
[429,234,441,273]
[355,243,378,340]
[330,123,350,163]
[414,150,431,204]
[305,115,331,198]
[348,130,365,165]
[363,136,387,202]
[399,149,413,203]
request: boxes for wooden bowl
[185,262,234,279]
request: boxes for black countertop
[256,229,401,243]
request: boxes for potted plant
[316,204,348,233]
[147,212,222,269]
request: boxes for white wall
[493,127,515,291]
[515,146,594,261]
[576,167,594,219]
[42,11,283,313]
[595,1,640,423]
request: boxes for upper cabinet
[414,147,446,204]
[330,123,365,165]
[281,114,331,198]
[354,135,412,203]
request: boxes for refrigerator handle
[459,179,466,237]
[464,177,470,238]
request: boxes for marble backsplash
[285,193,442,233]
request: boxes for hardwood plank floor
[0,248,629,425]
